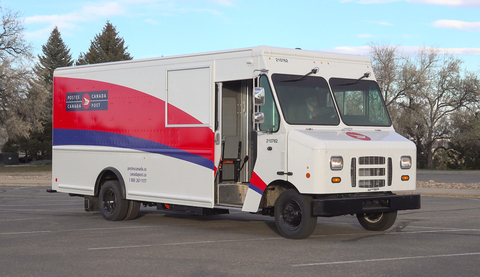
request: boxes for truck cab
[217,48,420,238]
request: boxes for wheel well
[95,167,126,198]
[259,180,297,209]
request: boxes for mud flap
[241,186,263,212]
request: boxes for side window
[259,75,279,132]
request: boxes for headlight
[400,156,412,169]
[330,156,343,170]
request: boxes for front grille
[359,168,385,176]
[359,156,385,165]
[351,156,389,189]
[359,180,385,188]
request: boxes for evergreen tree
[76,21,133,65]
[8,26,73,161]
[34,27,73,93]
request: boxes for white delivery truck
[51,46,420,239]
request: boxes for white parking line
[87,224,480,251]
[0,209,55,212]
[408,226,464,230]
[393,227,480,234]
[0,217,47,222]
[88,244,154,250]
[292,252,480,267]
[0,203,80,207]
[88,237,282,251]
[0,225,154,236]
[0,230,52,235]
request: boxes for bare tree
[0,4,47,143]
[0,58,48,137]
[449,110,480,169]
[0,5,31,59]
[369,43,400,106]
[371,45,480,169]
[0,59,27,138]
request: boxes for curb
[398,188,480,198]
[0,180,51,186]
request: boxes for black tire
[123,200,141,220]
[356,211,397,231]
[274,189,317,239]
[99,180,128,221]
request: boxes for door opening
[216,79,254,206]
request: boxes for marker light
[330,156,343,170]
[400,156,412,169]
[401,175,410,181]
[331,177,341,183]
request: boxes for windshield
[329,78,391,127]
[272,74,340,125]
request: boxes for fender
[242,171,267,212]
[95,167,126,199]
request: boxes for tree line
[370,44,480,169]
[1,5,131,162]
[1,5,480,169]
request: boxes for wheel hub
[363,213,383,224]
[281,200,302,229]
[102,188,116,214]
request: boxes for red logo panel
[82,93,91,109]
[346,132,371,141]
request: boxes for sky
[2,0,480,72]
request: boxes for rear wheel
[99,181,128,221]
[356,211,397,231]
[274,189,317,239]
[123,200,141,220]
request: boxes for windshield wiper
[282,67,319,82]
[337,72,371,86]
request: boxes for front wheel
[274,189,317,239]
[356,211,397,231]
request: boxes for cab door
[251,75,287,190]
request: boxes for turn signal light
[401,175,410,181]
[331,177,341,183]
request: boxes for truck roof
[54,45,370,74]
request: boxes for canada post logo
[66,91,108,111]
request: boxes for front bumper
[312,194,421,217]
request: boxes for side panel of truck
[53,65,217,207]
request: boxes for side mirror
[254,87,265,106]
[254,112,265,124]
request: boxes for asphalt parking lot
[1,185,479,276]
